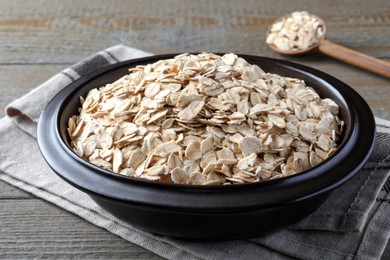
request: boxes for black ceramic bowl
[37,54,375,239]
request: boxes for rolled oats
[68,53,343,185]
[266,11,325,52]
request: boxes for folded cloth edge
[4,45,152,137]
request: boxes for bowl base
[91,192,329,240]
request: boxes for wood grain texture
[0,0,389,63]
[0,64,69,118]
[0,0,389,258]
[0,181,32,199]
[0,199,162,259]
[318,39,390,78]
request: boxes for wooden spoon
[266,13,390,78]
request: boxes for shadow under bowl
[37,54,375,239]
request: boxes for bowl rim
[37,53,375,210]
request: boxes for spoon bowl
[266,12,326,56]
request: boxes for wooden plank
[0,179,33,199]
[0,64,68,118]
[0,199,162,259]
[0,0,389,63]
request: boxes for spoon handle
[318,39,390,78]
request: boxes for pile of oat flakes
[68,53,343,185]
[266,11,325,52]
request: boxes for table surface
[1,0,389,258]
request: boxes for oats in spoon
[266,11,325,52]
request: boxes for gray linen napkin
[1,45,389,259]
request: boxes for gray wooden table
[1,0,389,258]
